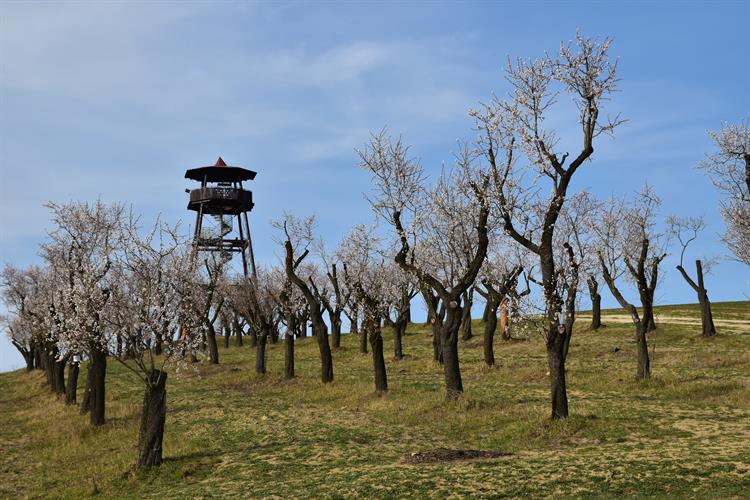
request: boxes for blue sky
[1,0,748,371]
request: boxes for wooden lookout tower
[185,157,257,277]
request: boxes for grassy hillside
[1,301,749,498]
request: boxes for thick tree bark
[233,315,244,347]
[80,363,93,414]
[34,348,43,371]
[223,318,231,348]
[348,306,359,336]
[284,333,294,379]
[587,277,602,330]
[441,306,463,400]
[25,349,35,371]
[483,301,500,366]
[678,260,716,338]
[460,289,473,340]
[206,323,219,364]
[330,311,342,349]
[547,331,569,419]
[44,351,53,388]
[255,333,267,375]
[313,315,333,382]
[53,357,67,396]
[137,370,167,468]
[65,362,79,405]
[635,322,651,380]
[89,347,106,426]
[248,325,258,347]
[393,319,406,360]
[370,327,388,392]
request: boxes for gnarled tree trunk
[587,276,602,330]
[460,289,473,340]
[369,318,388,392]
[483,300,500,366]
[330,312,342,349]
[89,347,106,426]
[635,321,651,380]
[65,362,79,404]
[80,363,93,414]
[206,323,219,364]
[393,318,406,360]
[255,332,267,375]
[441,305,463,400]
[284,332,294,379]
[547,329,569,419]
[138,370,167,468]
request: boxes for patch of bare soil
[404,448,513,464]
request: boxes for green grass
[1,301,749,498]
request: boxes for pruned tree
[667,215,717,337]
[561,192,604,330]
[472,33,623,418]
[476,261,523,367]
[700,120,750,266]
[42,200,125,425]
[276,213,334,383]
[342,225,391,391]
[111,216,203,468]
[1,265,48,373]
[596,187,668,380]
[359,132,491,400]
[316,240,351,350]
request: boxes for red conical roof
[215,157,227,167]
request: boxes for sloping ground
[1,301,749,498]
[579,300,750,333]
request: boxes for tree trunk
[313,315,333,383]
[233,315,244,347]
[255,333,267,375]
[500,301,510,341]
[481,300,490,323]
[393,319,406,360]
[441,306,463,400]
[284,332,294,379]
[547,331,569,419]
[53,358,67,395]
[138,370,167,468]
[223,320,231,348]
[65,362,79,405]
[34,348,43,371]
[432,320,443,363]
[635,322,651,380]
[696,260,717,337]
[248,326,258,347]
[370,327,388,392]
[331,312,342,349]
[80,363,93,414]
[44,351,54,389]
[89,348,106,426]
[588,277,602,330]
[349,307,359,336]
[206,323,219,364]
[460,290,473,340]
[483,302,499,367]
